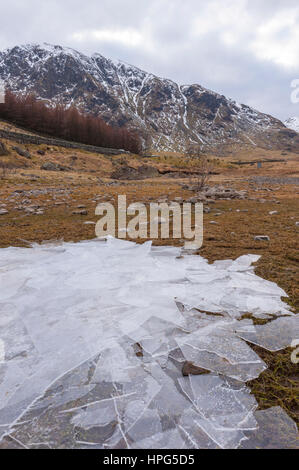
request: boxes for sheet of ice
[236,317,299,351]
[240,407,299,449]
[178,374,258,449]
[175,318,267,382]
[0,238,297,448]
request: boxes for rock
[12,189,24,194]
[27,174,40,179]
[203,186,247,200]
[37,149,46,156]
[12,146,31,159]
[41,162,57,171]
[0,142,9,156]
[209,221,218,225]
[182,361,210,376]
[0,209,8,215]
[269,211,278,215]
[296,222,299,227]
[254,235,270,242]
[72,210,88,216]
[111,163,159,180]
[84,221,96,225]
[41,162,69,171]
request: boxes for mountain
[0,43,298,153]
[284,117,299,133]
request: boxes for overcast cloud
[0,0,298,120]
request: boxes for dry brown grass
[0,139,298,427]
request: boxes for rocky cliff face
[0,43,298,153]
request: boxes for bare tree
[186,146,214,191]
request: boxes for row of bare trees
[0,90,142,154]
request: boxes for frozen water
[240,407,299,449]
[236,316,299,351]
[0,238,297,448]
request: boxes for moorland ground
[0,128,298,428]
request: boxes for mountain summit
[0,43,298,153]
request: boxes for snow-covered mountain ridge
[284,117,299,133]
[0,43,298,152]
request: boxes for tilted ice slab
[0,238,297,449]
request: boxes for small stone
[0,209,8,215]
[72,210,88,216]
[254,235,270,241]
[182,361,210,377]
[269,211,278,215]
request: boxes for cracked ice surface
[0,238,298,449]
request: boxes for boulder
[41,162,69,172]
[111,163,159,180]
[12,146,31,159]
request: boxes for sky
[0,0,299,121]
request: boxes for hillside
[0,43,298,153]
